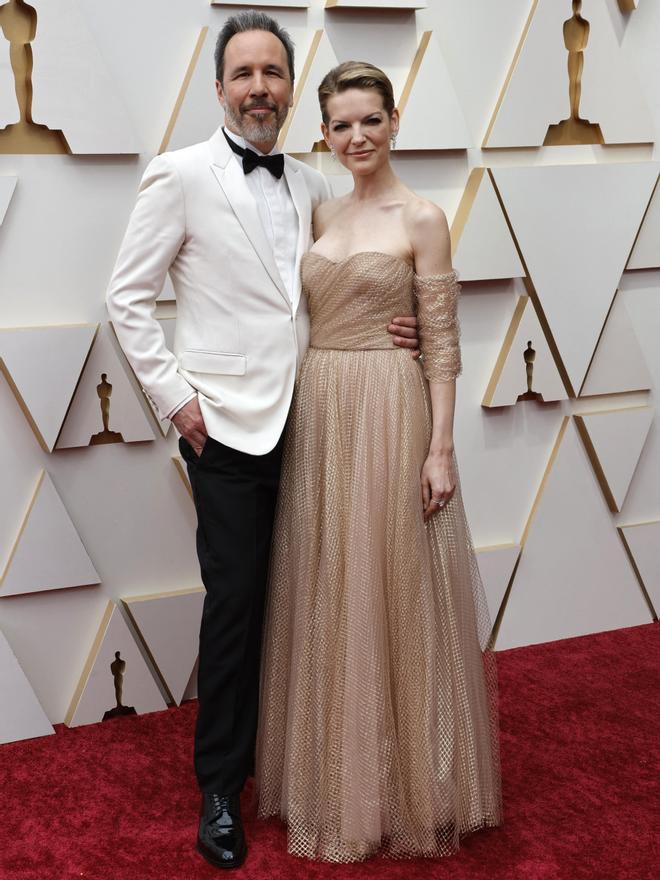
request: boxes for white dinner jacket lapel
[283,157,312,311]
[208,127,290,307]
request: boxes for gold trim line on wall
[159,27,209,155]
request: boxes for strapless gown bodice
[302,251,415,350]
[301,250,462,384]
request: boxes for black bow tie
[223,129,284,179]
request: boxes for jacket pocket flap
[179,350,247,375]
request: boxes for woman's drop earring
[330,145,337,160]
[390,133,398,151]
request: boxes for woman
[256,62,502,862]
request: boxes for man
[107,11,418,870]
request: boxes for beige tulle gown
[256,251,502,862]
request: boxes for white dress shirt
[224,127,299,304]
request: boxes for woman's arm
[408,200,460,520]
[422,381,457,521]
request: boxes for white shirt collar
[223,126,281,158]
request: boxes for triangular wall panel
[484,0,654,147]
[628,175,660,270]
[574,407,653,512]
[0,324,97,451]
[619,521,659,616]
[617,280,660,517]
[475,544,520,623]
[451,169,524,282]
[579,1,652,144]
[123,588,204,705]
[0,176,17,224]
[181,658,199,702]
[0,629,54,745]
[278,31,339,154]
[482,296,567,407]
[28,0,137,153]
[492,163,658,395]
[56,324,155,448]
[0,471,100,598]
[172,456,193,501]
[495,418,652,650]
[65,601,167,727]
[396,31,470,150]
[159,26,219,155]
[581,290,652,396]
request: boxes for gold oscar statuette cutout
[0,1,69,153]
[517,340,544,402]
[102,651,137,721]
[89,373,124,445]
[544,0,604,146]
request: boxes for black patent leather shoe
[197,793,247,870]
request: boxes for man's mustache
[241,101,277,113]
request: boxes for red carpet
[1,624,657,880]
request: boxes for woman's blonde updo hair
[318,61,396,124]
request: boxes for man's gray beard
[224,104,288,146]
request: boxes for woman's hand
[421,450,455,521]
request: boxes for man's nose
[250,73,268,95]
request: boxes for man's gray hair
[214,11,295,84]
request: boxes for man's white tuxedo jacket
[107,127,330,455]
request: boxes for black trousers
[179,432,284,795]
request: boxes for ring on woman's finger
[431,498,445,508]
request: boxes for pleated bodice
[302,250,462,383]
[303,251,414,350]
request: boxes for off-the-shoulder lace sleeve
[413,270,462,382]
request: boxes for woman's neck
[350,161,400,203]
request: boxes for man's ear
[215,80,226,108]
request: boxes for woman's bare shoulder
[402,194,448,234]
[402,195,452,273]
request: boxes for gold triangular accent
[277,30,323,150]
[159,27,209,155]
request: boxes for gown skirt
[255,252,502,862]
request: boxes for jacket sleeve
[106,154,195,420]
[413,271,462,383]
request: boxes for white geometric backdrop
[0,0,658,744]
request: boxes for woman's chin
[351,161,383,177]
